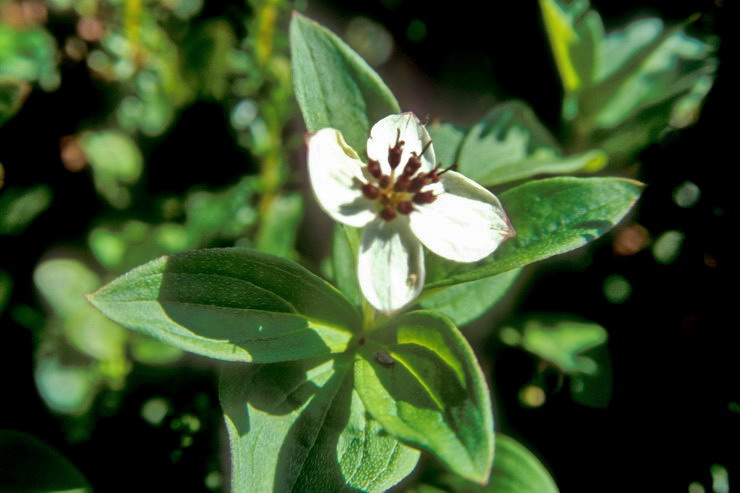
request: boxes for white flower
[307,113,515,313]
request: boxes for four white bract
[307,113,515,313]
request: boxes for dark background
[1,0,732,491]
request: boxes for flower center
[359,129,452,222]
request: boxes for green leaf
[487,435,559,493]
[427,121,466,167]
[255,193,303,259]
[290,12,400,156]
[331,224,362,306]
[355,311,494,483]
[456,102,606,187]
[425,177,643,289]
[81,130,143,209]
[0,185,53,236]
[0,78,30,126]
[88,248,360,362]
[541,0,717,163]
[417,434,558,493]
[522,319,606,373]
[220,355,420,492]
[420,269,521,326]
[0,430,91,492]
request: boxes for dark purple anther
[380,205,397,221]
[388,129,404,169]
[403,153,422,176]
[361,183,380,199]
[413,190,436,205]
[397,201,414,215]
[408,175,430,193]
[394,174,411,192]
[378,175,391,189]
[367,158,382,179]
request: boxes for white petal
[409,171,515,262]
[306,128,376,228]
[366,113,435,175]
[358,218,425,314]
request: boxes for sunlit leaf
[420,269,521,326]
[355,311,494,483]
[0,430,90,492]
[88,248,360,362]
[0,184,52,235]
[220,355,420,492]
[456,101,606,186]
[81,130,143,208]
[425,177,643,289]
[290,12,400,156]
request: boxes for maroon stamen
[380,205,397,221]
[367,158,382,179]
[413,190,436,205]
[397,201,414,215]
[394,174,411,192]
[378,175,391,189]
[403,153,422,176]
[361,183,380,199]
[408,175,430,193]
[388,129,405,169]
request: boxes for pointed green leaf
[290,12,400,156]
[425,177,643,289]
[355,311,494,483]
[457,102,606,187]
[488,435,559,492]
[414,434,558,493]
[88,248,360,362]
[420,269,521,327]
[220,356,420,492]
[0,430,91,492]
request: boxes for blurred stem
[124,0,142,65]
[249,0,289,237]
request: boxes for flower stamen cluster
[306,112,515,313]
